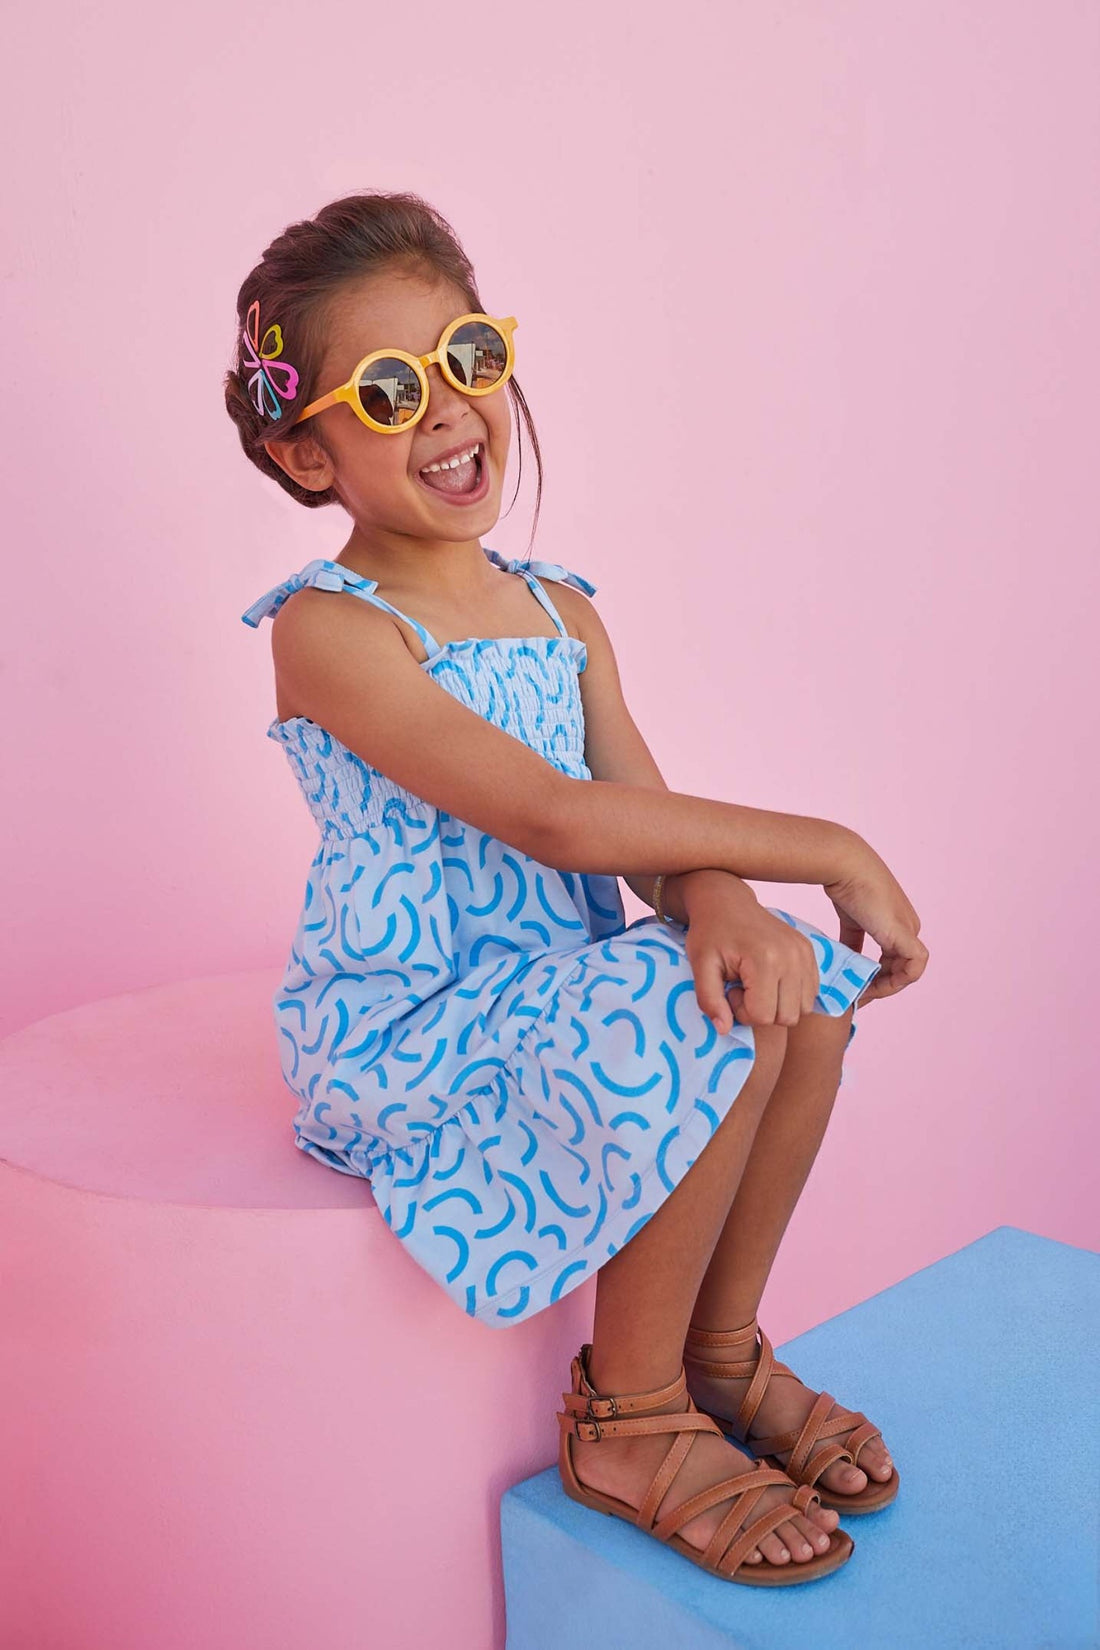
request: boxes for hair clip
[242,299,300,420]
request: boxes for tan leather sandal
[556,1343,854,1584]
[683,1315,899,1514]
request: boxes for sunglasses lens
[445,320,509,390]
[356,357,422,426]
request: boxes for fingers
[693,952,738,1033]
[775,968,804,1027]
[693,927,859,1032]
[739,971,779,1028]
[801,936,819,1018]
[903,933,930,983]
[859,947,925,1002]
[718,952,819,1029]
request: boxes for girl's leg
[570,1023,840,1569]
[688,1004,894,1494]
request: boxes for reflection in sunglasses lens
[447,322,508,390]
[357,357,422,426]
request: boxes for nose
[423,361,473,428]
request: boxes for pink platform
[0,972,596,1650]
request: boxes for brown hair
[223,190,543,544]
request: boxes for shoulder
[271,582,402,652]
[545,577,607,648]
[270,584,412,718]
[549,580,622,682]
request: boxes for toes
[858,1440,895,1480]
[744,1548,762,1563]
[820,1458,867,1495]
[792,1512,831,1553]
[776,1517,816,1562]
[808,1502,840,1532]
[759,1532,791,1564]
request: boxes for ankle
[584,1350,684,1398]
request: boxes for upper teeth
[421,442,480,473]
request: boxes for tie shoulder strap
[482,545,597,596]
[240,558,443,657]
[240,558,380,627]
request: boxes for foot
[686,1324,894,1498]
[569,1386,842,1568]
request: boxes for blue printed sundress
[242,547,880,1327]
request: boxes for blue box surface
[501,1226,1100,1649]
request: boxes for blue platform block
[501,1226,1099,1650]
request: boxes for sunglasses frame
[289,311,519,433]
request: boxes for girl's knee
[787,1003,853,1059]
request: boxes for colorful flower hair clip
[242,298,300,421]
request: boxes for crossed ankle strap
[685,1316,759,1348]
[558,1344,713,1442]
[684,1318,765,1386]
[683,1320,879,1488]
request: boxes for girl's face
[266,267,513,551]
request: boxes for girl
[227,190,928,1588]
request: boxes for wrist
[666,869,757,923]
[826,826,871,884]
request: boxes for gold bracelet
[652,873,680,928]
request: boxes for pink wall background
[5,0,1097,1335]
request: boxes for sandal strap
[685,1316,759,1349]
[559,1409,722,1444]
[729,1324,777,1439]
[753,1394,882,1485]
[686,1321,884,1482]
[651,1461,796,1546]
[706,1493,810,1576]
[837,1418,883,1467]
[558,1345,815,1577]
[681,1324,775,1441]
[706,1477,824,1576]
[636,1427,698,1529]
[560,1344,690,1417]
[558,1346,725,1445]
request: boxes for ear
[264,433,335,494]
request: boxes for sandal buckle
[574,1393,618,1440]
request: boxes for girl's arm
[550,583,760,925]
[556,583,863,891]
[556,582,926,1021]
[270,583,863,888]
[270,576,928,1015]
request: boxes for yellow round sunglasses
[290,312,518,434]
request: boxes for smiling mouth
[416,441,487,500]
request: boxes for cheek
[343,435,409,498]
[484,391,513,453]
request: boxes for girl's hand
[823,843,929,1006]
[676,871,822,1033]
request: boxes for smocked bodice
[241,547,597,839]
